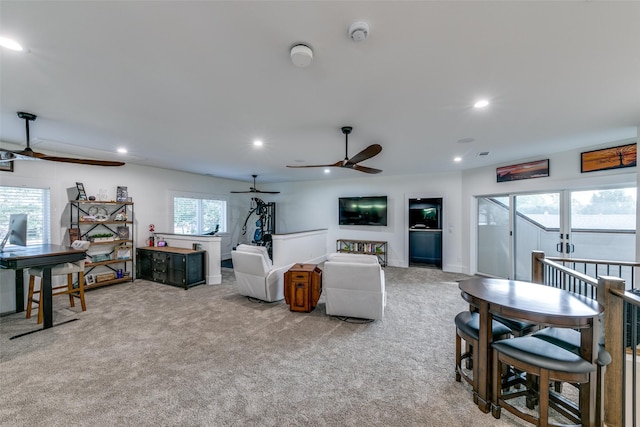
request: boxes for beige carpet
[0,267,531,426]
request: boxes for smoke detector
[349,21,369,41]
[290,44,313,68]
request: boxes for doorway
[477,187,636,280]
[409,198,442,268]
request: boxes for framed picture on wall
[580,143,637,173]
[496,159,549,183]
[0,161,14,172]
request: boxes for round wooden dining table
[458,277,603,425]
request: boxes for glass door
[477,196,510,278]
[477,186,636,281]
[568,188,636,282]
[513,192,561,280]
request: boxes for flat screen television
[339,196,387,226]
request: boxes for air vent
[477,151,490,157]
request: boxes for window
[571,188,636,231]
[0,186,50,244]
[173,196,226,235]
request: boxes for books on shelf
[337,239,387,266]
[342,242,380,253]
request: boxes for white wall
[0,160,248,313]
[267,170,464,271]
[1,134,637,313]
[461,137,638,275]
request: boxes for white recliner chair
[323,253,386,320]
[231,244,290,302]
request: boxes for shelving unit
[69,200,135,289]
[336,239,387,267]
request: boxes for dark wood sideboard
[136,246,206,289]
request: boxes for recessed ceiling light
[324,168,331,174]
[474,99,489,109]
[0,36,23,51]
[253,139,263,147]
[117,148,128,154]
[454,157,462,162]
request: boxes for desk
[0,244,87,330]
[458,277,602,424]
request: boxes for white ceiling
[1,1,639,184]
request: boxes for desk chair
[26,261,86,324]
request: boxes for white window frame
[0,185,51,245]
[170,191,227,235]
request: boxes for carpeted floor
[0,266,533,426]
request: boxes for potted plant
[89,233,115,243]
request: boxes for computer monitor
[0,213,28,252]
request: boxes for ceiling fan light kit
[290,44,313,68]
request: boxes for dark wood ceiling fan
[0,112,125,166]
[286,126,382,174]
[230,174,280,194]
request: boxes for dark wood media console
[136,246,206,289]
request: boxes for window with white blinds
[173,196,226,235]
[0,186,51,244]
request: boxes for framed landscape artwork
[497,159,549,183]
[581,143,637,173]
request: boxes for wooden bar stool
[26,261,86,324]
[455,311,512,402]
[532,327,611,426]
[491,336,596,427]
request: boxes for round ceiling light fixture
[290,44,313,68]
[349,21,369,41]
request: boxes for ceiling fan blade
[254,190,280,194]
[286,160,343,169]
[345,144,382,166]
[13,111,124,166]
[38,154,125,166]
[230,190,253,193]
[351,164,383,174]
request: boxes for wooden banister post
[597,276,625,427]
[531,250,545,284]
